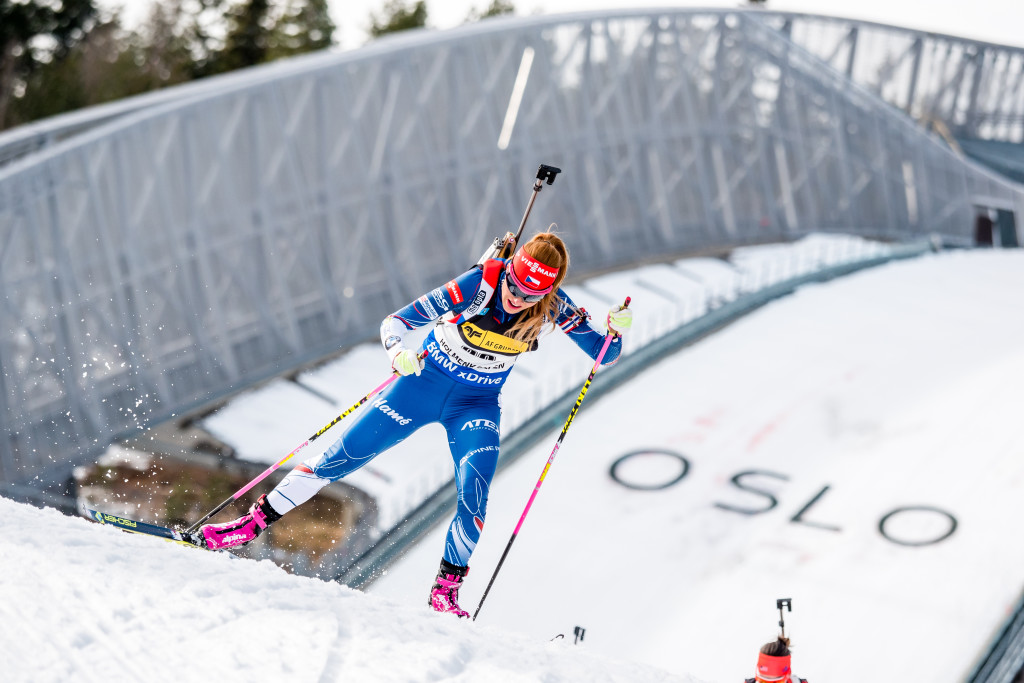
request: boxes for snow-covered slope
[0,496,696,682]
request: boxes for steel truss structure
[1,9,1022,491]
[762,12,1024,143]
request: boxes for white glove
[391,349,424,376]
[606,305,633,336]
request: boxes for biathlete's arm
[379,267,484,357]
[553,289,623,366]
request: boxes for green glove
[606,305,633,336]
[391,349,424,376]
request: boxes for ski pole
[473,297,630,620]
[185,352,424,534]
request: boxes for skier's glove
[606,305,633,337]
[391,349,424,376]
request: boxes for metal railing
[759,11,1024,142]
[6,11,1024,168]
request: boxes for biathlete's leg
[269,371,443,513]
[200,372,441,549]
[428,388,501,617]
[440,392,502,568]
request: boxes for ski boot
[428,559,470,618]
[197,494,283,550]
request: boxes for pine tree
[0,0,99,129]
[135,0,197,87]
[3,0,337,130]
[369,0,428,39]
[213,0,335,73]
[171,0,233,80]
[220,0,273,72]
[466,0,515,22]
[269,0,335,59]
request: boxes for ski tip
[86,509,219,551]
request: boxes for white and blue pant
[267,359,501,568]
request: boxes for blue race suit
[276,260,621,568]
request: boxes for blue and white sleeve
[380,267,484,360]
[553,290,623,366]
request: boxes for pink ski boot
[199,494,283,550]
[428,560,470,618]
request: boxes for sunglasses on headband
[504,267,551,303]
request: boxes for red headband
[755,653,792,683]
[508,249,559,295]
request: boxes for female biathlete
[196,231,633,617]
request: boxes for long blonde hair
[507,230,570,343]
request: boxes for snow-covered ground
[0,496,689,683]
[3,240,1023,682]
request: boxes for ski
[87,509,204,549]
